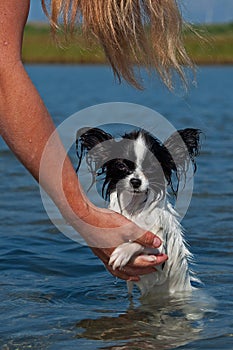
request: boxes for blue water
[0,65,233,349]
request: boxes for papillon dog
[76,126,201,296]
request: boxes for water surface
[0,65,232,349]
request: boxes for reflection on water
[76,291,210,349]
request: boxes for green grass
[22,23,106,64]
[22,22,233,65]
[184,22,233,64]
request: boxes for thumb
[134,231,162,248]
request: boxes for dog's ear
[76,127,114,172]
[164,128,201,173]
[164,128,201,194]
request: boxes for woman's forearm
[0,61,86,212]
[0,61,148,248]
[0,0,94,238]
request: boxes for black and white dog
[76,126,201,296]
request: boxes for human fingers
[130,253,168,267]
[110,253,168,280]
[91,246,114,265]
[105,264,159,281]
[105,264,140,281]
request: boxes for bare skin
[0,0,168,282]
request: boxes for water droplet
[28,139,32,143]
[114,277,118,285]
[3,40,8,46]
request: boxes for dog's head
[76,127,201,208]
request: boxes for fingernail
[146,256,157,262]
[153,236,161,247]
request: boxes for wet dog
[76,127,201,296]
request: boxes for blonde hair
[41,0,193,89]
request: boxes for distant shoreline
[22,22,233,65]
[23,60,233,66]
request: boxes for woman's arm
[0,0,167,280]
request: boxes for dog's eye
[115,160,134,174]
[116,162,127,171]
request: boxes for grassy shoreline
[22,22,233,65]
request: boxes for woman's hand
[59,199,169,281]
[90,231,168,281]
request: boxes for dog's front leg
[109,242,145,270]
[109,242,160,271]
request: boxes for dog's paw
[109,242,144,270]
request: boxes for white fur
[108,135,196,296]
[135,134,147,168]
[109,194,194,296]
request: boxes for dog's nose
[130,178,142,189]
